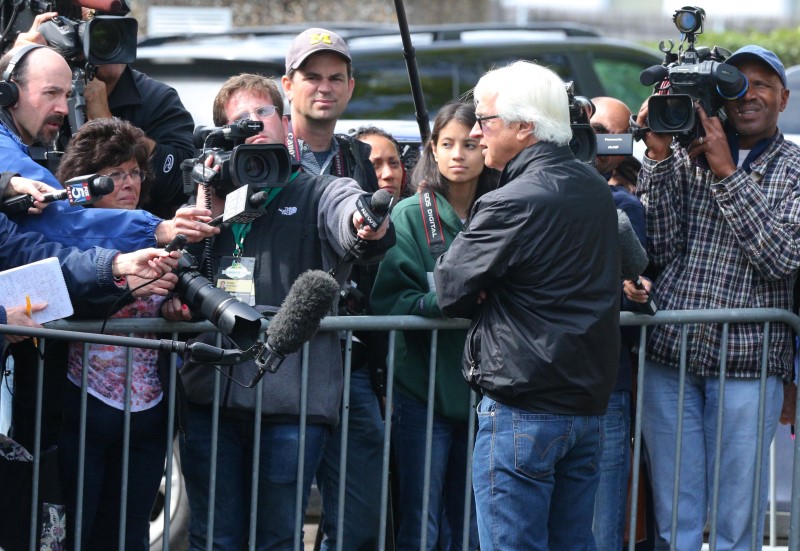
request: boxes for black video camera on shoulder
[639,6,748,147]
[181,119,293,198]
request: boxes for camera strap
[286,120,345,177]
[418,191,446,258]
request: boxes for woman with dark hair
[371,100,498,550]
[55,118,168,551]
[353,125,414,200]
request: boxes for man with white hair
[435,60,621,551]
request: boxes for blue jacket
[0,211,128,322]
[0,116,161,252]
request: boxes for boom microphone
[248,270,341,386]
[0,174,114,214]
[640,64,670,87]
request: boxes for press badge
[217,256,256,305]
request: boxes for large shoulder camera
[640,6,748,146]
[182,119,293,199]
[565,82,633,164]
[0,1,136,65]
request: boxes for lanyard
[286,120,345,177]
[229,172,297,256]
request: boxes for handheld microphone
[339,189,394,267]
[617,210,658,315]
[618,210,648,280]
[640,64,670,87]
[248,270,341,386]
[221,184,272,225]
[0,174,114,214]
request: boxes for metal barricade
[0,309,798,551]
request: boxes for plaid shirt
[637,133,800,380]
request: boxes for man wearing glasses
[171,73,393,550]
[435,61,621,551]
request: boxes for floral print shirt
[67,295,166,411]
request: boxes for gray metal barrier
[0,309,798,551]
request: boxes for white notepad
[0,257,74,323]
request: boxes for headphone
[0,44,45,108]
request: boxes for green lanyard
[230,174,296,257]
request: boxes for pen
[25,294,38,348]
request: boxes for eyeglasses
[233,105,278,122]
[103,169,144,185]
[476,114,500,131]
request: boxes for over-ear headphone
[0,44,45,108]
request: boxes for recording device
[0,173,113,214]
[565,81,597,164]
[337,189,394,269]
[247,270,341,387]
[38,14,137,65]
[617,210,657,315]
[639,6,748,147]
[596,134,634,156]
[169,236,266,354]
[182,121,292,198]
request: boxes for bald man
[590,95,647,550]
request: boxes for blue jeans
[473,397,602,551]
[58,383,167,551]
[317,368,385,551]
[641,359,782,551]
[392,391,478,551]
[593,390,631,550]
[180,405,328,551]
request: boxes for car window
[592,54,654,114]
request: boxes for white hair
[473,60,573,145]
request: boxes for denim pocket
[512,413,571,479]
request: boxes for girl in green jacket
[371,101,498,551]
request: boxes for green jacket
[371,192,473,422]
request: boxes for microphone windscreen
[91,176,115,196]
[266,270,341,356]
[640,65,669,87]
[618,209,648,280]
[370,189,393,216]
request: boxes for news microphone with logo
[617,210,658,315]
[248,270,341,387]
[0,174,115,214]
[340,189,394,266]
[212,184,272,226]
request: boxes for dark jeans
[180,404,328,551]
[58,382,168,551]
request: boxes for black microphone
[340,189,394,266]
[617,210,658,315]
[640,64,669,87]
[618,210,648,280]
[0,174,115,214]
[248,270,341,386]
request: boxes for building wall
[131,0,493,36]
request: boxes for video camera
[639,6,748,146]
[0,0,136,64]
[182,119,293,199]
[565,82,634,164]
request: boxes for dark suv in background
[133,22,662,127]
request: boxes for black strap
[419,191,446,258]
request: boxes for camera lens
[242,153,269,181]
[88,19,124,62]
[648,95,696,134]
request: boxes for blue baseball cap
[726,45,787,89]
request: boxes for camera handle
[66,64,98,135]
[67,67,86,134]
